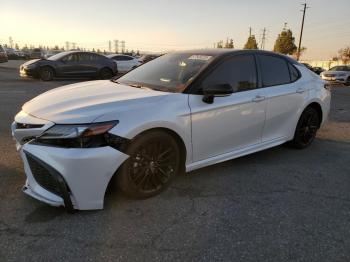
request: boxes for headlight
[34,121,119,148]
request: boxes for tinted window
[62,54,79,62]
[114,56,130,61]
[259,55,290,86]
[202,55,257,92]
[288,63,299,82]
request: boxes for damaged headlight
[33,121,119,148]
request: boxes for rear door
[189,54,267,162]
[257,54,307,142]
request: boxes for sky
[1,0,350,60]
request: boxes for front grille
[26,153,61,196]
[16,122,44,129]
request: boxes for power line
[260,28,267,50]
[297,3,310,61]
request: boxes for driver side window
[202,55,257,92]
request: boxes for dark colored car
[302,63,324,75]
[20,51,118,81]
[138,54,161,64]
[0,45,8,63]
[30,48,44,59]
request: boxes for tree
[15,43,19,50]
[244,35,258,49]
[338,47,350,64]
[292,46,306,59]
[273,28,297,55]
[216,40,223,48]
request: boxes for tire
[289,107,320,149]
[346,77,350,86]
[39,66,54,81]
[99,67,113,80]
[117,131,181,198]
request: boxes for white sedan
[107,54,140,73]
[320,65,350,85]
[12,50,331,211]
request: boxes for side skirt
[186,136,288,172]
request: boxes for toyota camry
[12,49,331,211]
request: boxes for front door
[189,54,267,162]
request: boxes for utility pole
[114,40,119,53]
[260,28,266,50]
[108,40,111,52]
[249,27,252,37]
[297,3,309,61]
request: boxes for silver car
[320,65,350,85]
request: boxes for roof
[171,49,300,65]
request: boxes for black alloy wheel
[117,131,181,198]
[100,68,113,80]
[40,67,54,81]
[290,107,320,149]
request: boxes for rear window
[259,55,291,87]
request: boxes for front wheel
[289,107,320,149]
[117,131,181,198]
[40,67,54,81]
[99,68,113,79]
[345,77,350,86]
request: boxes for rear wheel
[40,67,54,81]
[99,68,113,79]
[289,107,320,149]
[117,131,181,198]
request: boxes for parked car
[0,45,8,62]
[12,49,330,211]
[30,48,44,59]
[320,65,350,85]
[20,51,118,81]
[106,54,140,73]
[138,54,161,64]
[5,48,29,60]
[302,63,324,75]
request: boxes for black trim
[183,50,302,94]
[24,150,74,212]
[16,122,44,129]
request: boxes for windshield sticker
[188,55,212,61]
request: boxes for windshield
[47,52,68,61]
[329,66,350,71]
[116,53,213,92]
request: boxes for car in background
[12,49,330,210]
[0,45,8,63]
[5,48,29,60]
[302,63,324,75]
[320,65,350,86]
[138,54,161,64]
[30,48,44,59]
[20,51,118,81]
[107,54,140,73]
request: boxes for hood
[21,59,41,67]
[22,80,169,124]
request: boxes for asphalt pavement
[0,66,350,262]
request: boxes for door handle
[252,95,265,102]
[296,88,306,94]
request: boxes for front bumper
[19,66,39,78]
[19,143,128,210]
[321,76,347,83]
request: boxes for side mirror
[202,83,234,104]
